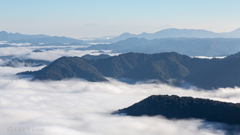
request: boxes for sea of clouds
[0,45,239,135]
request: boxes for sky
[0,0,240,38]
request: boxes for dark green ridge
[114,95,240,125]
[32,57,107,82]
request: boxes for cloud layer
[0,46,239,135]
[0,46,118,63]
[0,68,240,135]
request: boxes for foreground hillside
[18,52,240,89]
[114,95,240,125]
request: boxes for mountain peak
[0,31,8,34]
[140,32,147,34]
[226,28,240,37]
[230,28,240,32]
[117,32,136,39]
[120,32,132,36]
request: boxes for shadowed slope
[33,57,107,82]
[114,95,240,125]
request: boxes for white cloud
[0,47,31,56]
[0,46,118,62]
[0,66,239,135]
[0,46,239,135]
[191,56,226,59]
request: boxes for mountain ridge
[0,31,85,44]
[86,28,239,43]
[82,38,240,57]
[0,31,49,41]
[18,52,240,90]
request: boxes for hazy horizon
[1,27,240,40]
[1,0,240,38]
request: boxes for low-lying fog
[0,45,116,62]
[0,46,239,135]
[0,67,240,135]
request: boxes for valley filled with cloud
[0,46,240,135]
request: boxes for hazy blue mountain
[0,31,85,44]
[0,44,15,47]
[83,38,240,57]
[10,36,85,44]
[80,35,117,41]
[84,38,149,51]
[86,28,239,43]
[0,31,49,41]
[225,28,240,38]
[18,52,240,89]
[87,32,136,43]
[138,28,224,39]
[114,95,240,125]
[1,58,51,67]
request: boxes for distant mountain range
[10,36,85,44]
[2,28,240,45]
[0,31,85,44]
[82,37,240,57]
[18,52,240,90]
[87,28,240,43]
[0,31,49,41]
[1,58,51,67]
[114,95,240,125]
